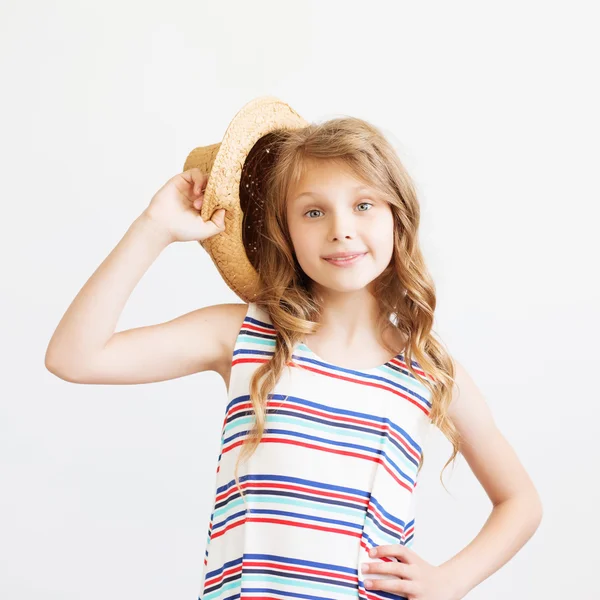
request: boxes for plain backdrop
[1,1,598,598]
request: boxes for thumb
[210,208,226,231]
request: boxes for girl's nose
[328,214,357,241]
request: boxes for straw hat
[183,96,309,303]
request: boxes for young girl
[45,109,542,600]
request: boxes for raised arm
[44,168,230,385]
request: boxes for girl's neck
[305,289,406,362]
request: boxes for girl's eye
[306,209,322,219]
[304,202,373,219]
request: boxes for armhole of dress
[225,302,255,397]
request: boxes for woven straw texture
[183,96,308,302]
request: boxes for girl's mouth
[322,253,367,267]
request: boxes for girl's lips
[322,253,367,267]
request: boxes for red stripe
[293,362,430,416]
[228,399,422,462]
[215,479,370,507]
[212,478,407,539]
[231,356,430,416]
[245,516,363,537]
[243,559,357,583]
[241,322,276,335]
[222,436,414,494]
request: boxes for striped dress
[199,302,434,600]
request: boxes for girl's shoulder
[215,302,276,390]
[218,302,252,353]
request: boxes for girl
[45,114,542,600]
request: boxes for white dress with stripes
[199,302,434,600]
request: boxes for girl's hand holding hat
[142,167,226,245]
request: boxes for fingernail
[364,580,372,588]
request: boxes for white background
[1,1,598,598]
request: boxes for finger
[196,207,224,226]
[372,544,414,563]
[362,559,411,579]
[363,577,416,596]
[181,168,208,195]
[210,208,226,229]
[180,168,198,187]
[192,170,209,195]
[194,180,207,196]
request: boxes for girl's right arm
[44,168,234,385]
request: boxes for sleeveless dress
[198,302,434,600]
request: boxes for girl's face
[286,159,395,295]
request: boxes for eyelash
[304,202,374,219]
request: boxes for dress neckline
[297,339,406,374]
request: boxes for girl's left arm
[437,357,544,598]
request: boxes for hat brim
[184,96,308,302]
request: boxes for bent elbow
[44,353,86,384]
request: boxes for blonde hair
[233,117,461,507]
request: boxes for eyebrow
[293,184,373,201]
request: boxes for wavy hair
[233,117,461,508]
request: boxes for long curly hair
[232,117,461,507]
